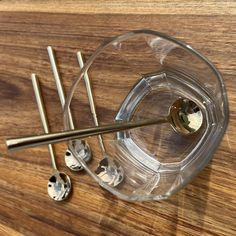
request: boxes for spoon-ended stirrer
[47,46,91,171]
[77,51,124,187]
[31,74,71,201]
[6,98,203,151]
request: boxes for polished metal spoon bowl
[6,98,203,151]
[168,98,203,135]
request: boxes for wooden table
[0,1,235,235]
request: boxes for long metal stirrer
[6,118,167,151]
[47,46,92,172]
[77,51,106,153]
[7,96,204,152]
[31,74,57,170]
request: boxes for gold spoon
[6,98,203,152]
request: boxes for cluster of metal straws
[6,48,204,201]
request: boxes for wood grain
[0,9,235,236]
[0,0,235,15]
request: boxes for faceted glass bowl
[63,30,228,201]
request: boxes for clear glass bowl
[63,29,228,201]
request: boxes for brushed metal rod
[47,46,74,130]
[6,118,167,152]
[31,74,57,170]
[77,51,106,153]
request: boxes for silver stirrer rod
[31,74,57,170]
[47,46,74,130]
[6,118,167,151]
[76,51,106,153]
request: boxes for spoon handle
[77,51,106,153]
[47,46,75,130]
[31,74,57,170]
[7,117,168,152]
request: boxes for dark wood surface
[0,8,235,236]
